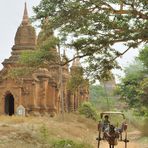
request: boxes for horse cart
[96,111,129,148]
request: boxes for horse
[104,124,119,148]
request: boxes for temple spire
[22,2,30,25]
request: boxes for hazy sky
[0,0,140,79]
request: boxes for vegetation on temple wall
[33,0,148,81]
[8,67,35,78]
[9,21,59,78]
[8,48,57,78]
[20,49,57,67]
[19,19,60,68]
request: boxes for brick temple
[0,3,89,116]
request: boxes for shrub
[78,102,98,121]
[141,118,148,136]
[51,139,92,148]
[124,109,148,136]
[39,124,49,143]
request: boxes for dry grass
[0,115,27,124]
[0,113,98,148]
[0,113,146,148]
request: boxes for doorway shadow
[5,92,14,116]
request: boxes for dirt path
[95,141,141,148]
[94,130,148,148]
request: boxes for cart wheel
[97,138,100,148]
[96,131,101,148]
[124,131,129,148]
[120,132,122,141]
[109,144,114,148]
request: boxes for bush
[141,118,148,136]
[51,139,92,148]
[38,124,50,143]
[78,102,98,121]
[124,109,148,136]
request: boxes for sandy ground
[94,130,148,148]
[95,141,141,148]
[95,141,142,148]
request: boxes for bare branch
[112,40,143,61]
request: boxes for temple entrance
[5,93,14,116]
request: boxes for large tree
[139,46,148,71]
[137,46,148,108]
[33,0,148,80]
[119,46,148,115]
[119,61,144,107]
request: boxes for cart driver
[102,115,110,132]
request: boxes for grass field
[0,113,147,148]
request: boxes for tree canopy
[138,45,148,71]
[33,0,148,80]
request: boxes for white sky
[0,0,140,81]
[0,0,41,69]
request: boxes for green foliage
[39,124,50,143]
[33,0,148,81]
[124,109,144,130]
[139,46,148,71]
[20,49,56,67]
[8,67,34,78]
[51,139,92,148]
[9,49,57,78]
[124,109,148,136]
[137,78,148,106]
[89,84,118,111]
[141,118,148,136]
[68,67,85,92]
[89,85,105,100]
[119,72,143,107]
[119,46,148,116]
[78,102,98,121]
[120,61,144,104]
[124,60,144,77]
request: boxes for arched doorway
[5,92,14,116]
